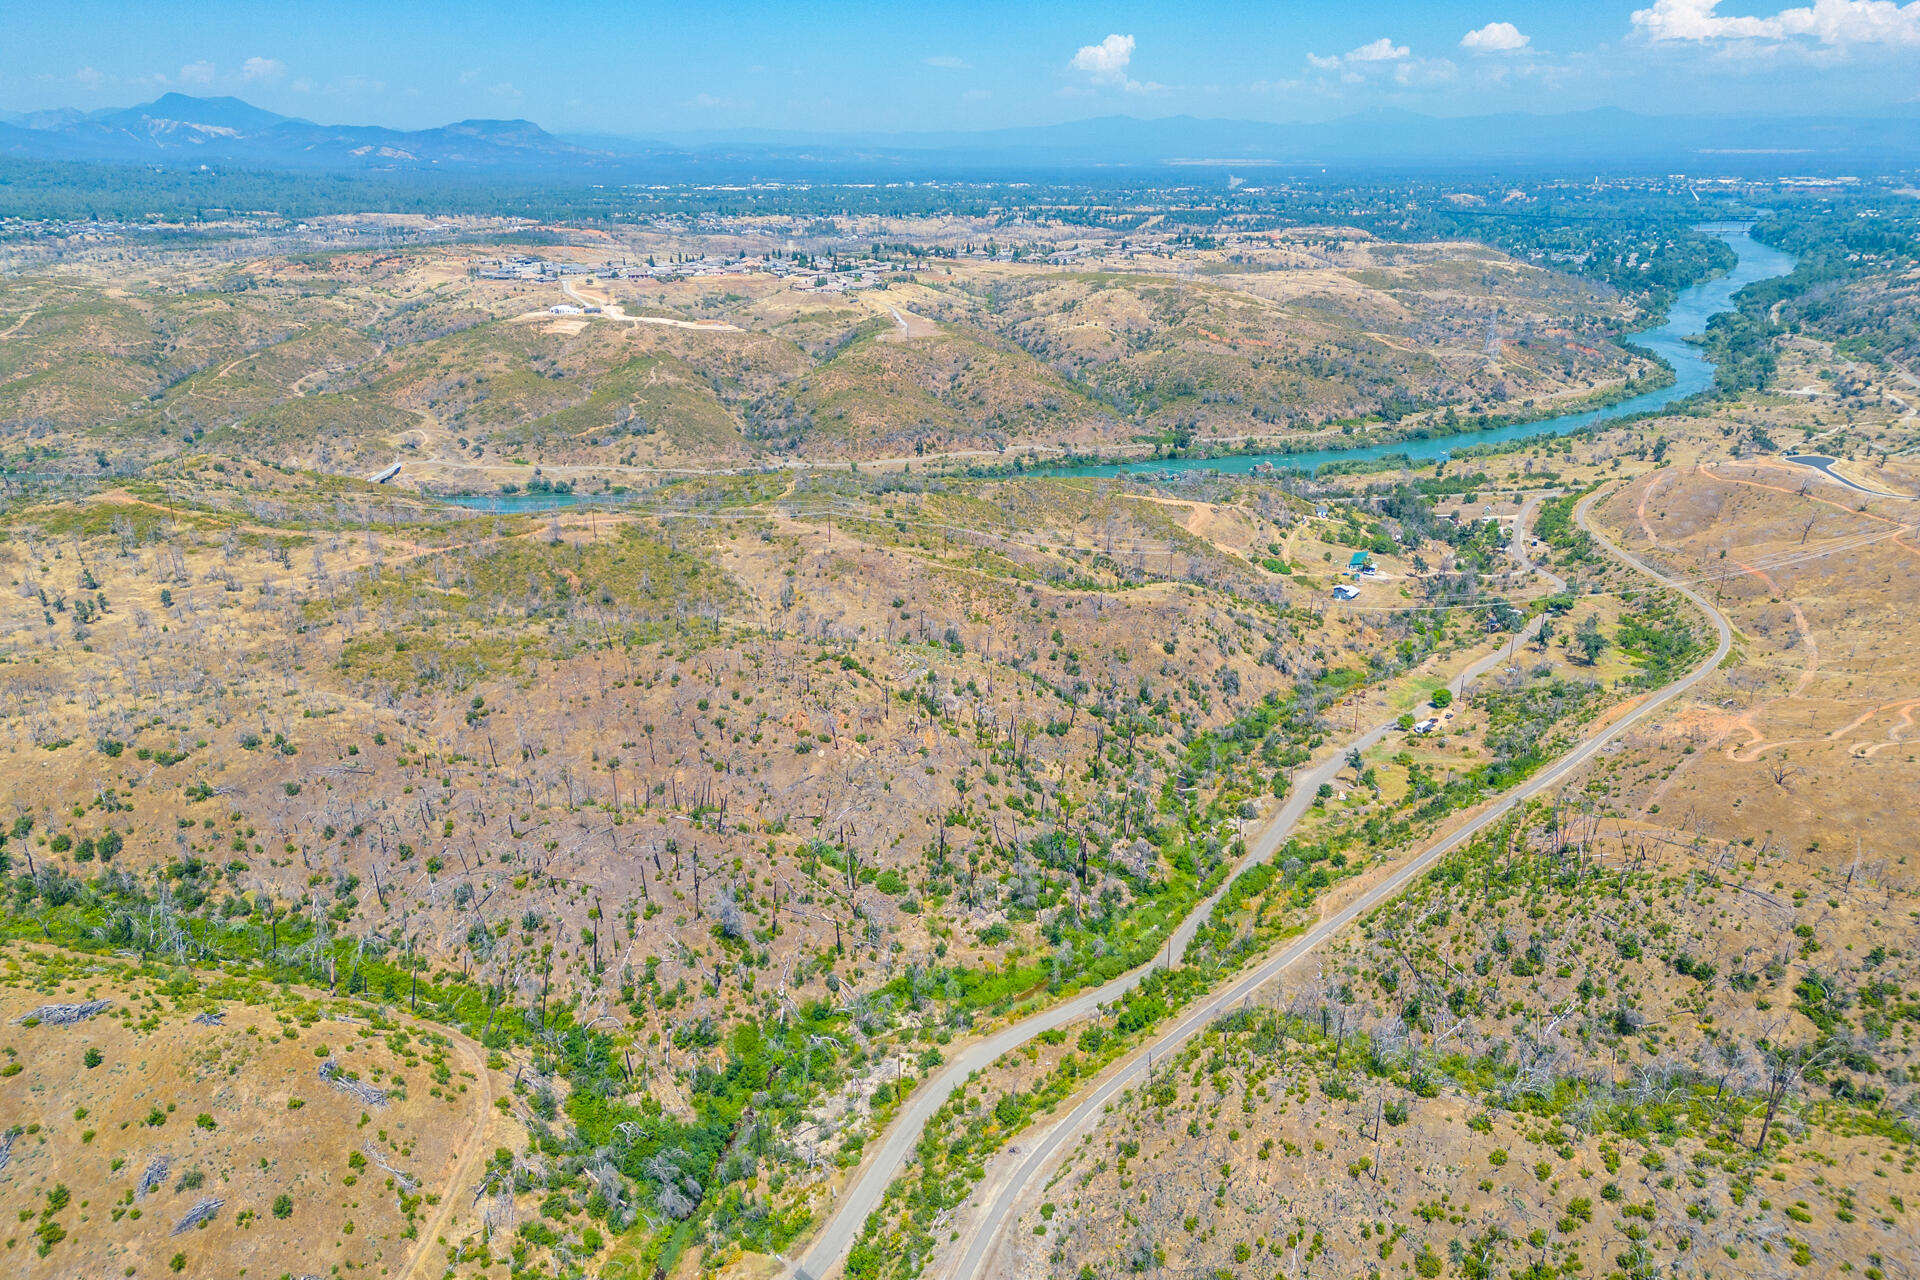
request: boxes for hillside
[0,219,1646,482]
[4,189,1915,1280]
[967,357,1920,1280]
[0,946,524,1277]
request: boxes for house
[549,304,582,315]
[1332,584,1362,601]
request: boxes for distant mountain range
[3,94,1916,179]
[0,93,605,172]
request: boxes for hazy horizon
[10,0,1920,136]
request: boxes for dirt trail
[398,1029,495,1280]
[1627,466,1920,765]
[1129,493,1262,564]
[1857,702,1920,756]
[213,352,258,380]
[1635,470,1669,547]
[1730,556,1820,697]
[1730,694,1920,763]
[1700,462,1920,562]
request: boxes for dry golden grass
[0,947,516,1280]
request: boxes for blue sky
[7,1,1919,132]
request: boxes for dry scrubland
[0,944,520,1279]
[4,209,1917,1280]
[993,367,1920,1280]
[0,219,1648,482]
[0,397,1857,1280]
[0,435,1607,1276]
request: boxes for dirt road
[397,1028,496,1280]
[559,277,741,331]
[947,482,1732,1280]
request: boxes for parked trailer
[371,463,401,484]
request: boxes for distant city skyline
[9,0,1920,135]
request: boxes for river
[443,224,1793,511]
[1047,223,1795,479]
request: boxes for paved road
[1782,453,1913,500]
[947,482,1733,1280]
[790,523,1566,1279]
[1507,491,1568,591]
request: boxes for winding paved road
[1782,454,1914,500]
[946,481,1732,1280]
[791,503,1581,1279]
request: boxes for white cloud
[1070,33,1161,91]
[1462,21,1532,52]
[924,54,970,69]
[75,66,106,90]
[689,92,750,111]
[179,60,215,84]
[1303,37,1461,90]
[1350,37,1411,62]
[488,81,523,102]
[240,56,286,82]
[1631,0,1920,45]
[1308,37,1411,70]
[1071,33,1135,79]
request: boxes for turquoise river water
[446,224,1793,510]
